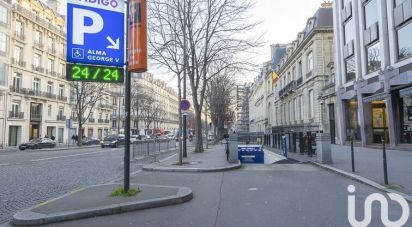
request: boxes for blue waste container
[237,145,264,163]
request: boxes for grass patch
[110,187,140,197]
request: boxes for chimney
[47,0,61,13]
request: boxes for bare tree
[207,72,235,143]
[150,0,260,153]
[70,82,107,145]
[149,0,186,163]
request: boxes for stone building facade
[333,0,412,148]
[263,4,336,153]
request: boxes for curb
[11,184,193,226]
[142,161,242,173]
[311,161,412,203]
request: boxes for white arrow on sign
[107,36,120,49]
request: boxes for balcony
[278,80,297,98]
[32,65,45,73]
[34,41,44,49]
[14,31,25,41]
[49,47,56,55]
[98,119,104,123]
[9,86,21,93]
[43,92,56,100]
[46,70,57,76]
[9,111,24,119]
[104,119,110,123]
[57,95,67,102]
[57,115,66,121]
[12,4,66,37]
[296,77,303,86]
[30,113,42,121]
[89,118,96,123]
[11,58,26,68]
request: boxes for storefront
[400,86,412,144]
[345,99,361,141]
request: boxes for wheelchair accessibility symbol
[72,48,84,59]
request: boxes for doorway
[8,126,20,146]
[29,124,40,140]
[371,101,388,143]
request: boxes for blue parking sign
[67,0,124,66]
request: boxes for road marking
[159,153,177,162]
[30,150,112,162]
[248,188,258,191]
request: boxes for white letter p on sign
[73,8,104,45]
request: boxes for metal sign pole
[124,0,130,193]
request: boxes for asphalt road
[0,145,177,225]
[23,163,412,227]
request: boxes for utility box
[316,133,332,164]
[228,134,239,163]
[237,145,264,164]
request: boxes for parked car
[82,137,100,145]
[100,135,125,148]
[130,135,142,143]
[167,134,176,140]
[19,138,56,150]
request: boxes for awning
[341,90,357,100]
[400,86,412,98]
[363,92,388,103]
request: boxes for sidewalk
[142,144,241,172]
[266,144,412,196]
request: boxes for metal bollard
[382,136,389,185]
[351,137,355,172]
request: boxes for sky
[59,0,327,85]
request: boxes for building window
[0,5,7,24]
[0,63,5,85]
[46,81,53,94]
[366,42,381,73]
[394,0,404,7]
[294,98,298,121]
[345,57,356,82]
[397,22,412,60]
[298,61,303,78]
[307,52,313,72]
[58,107,64,118]
[12,102,20,115]
[112,120,117,128]
[12,73,21,91]
[364,0,378,29]
[14,46,22,61]
[15,20,23,36]
[34,30,42,45]
[342,0,351,9]
[33,78,40,96]
[344,19,355,44]
[309,90,314,119]
[33,53,41,67]
[59,84,64,98]
[59,63,65,76]
[292,67,296,80]
[299,95,303,120]
[0,32,6,55]
[48,105,52,117]
[48,36,55,50]
[47,58,54,72]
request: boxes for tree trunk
[77,122,82,146]
[194,106,203,153]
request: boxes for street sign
[66,63,124,83]
[66,0,124,67]
[180,99,191,111]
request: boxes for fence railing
[132,139,178,161]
